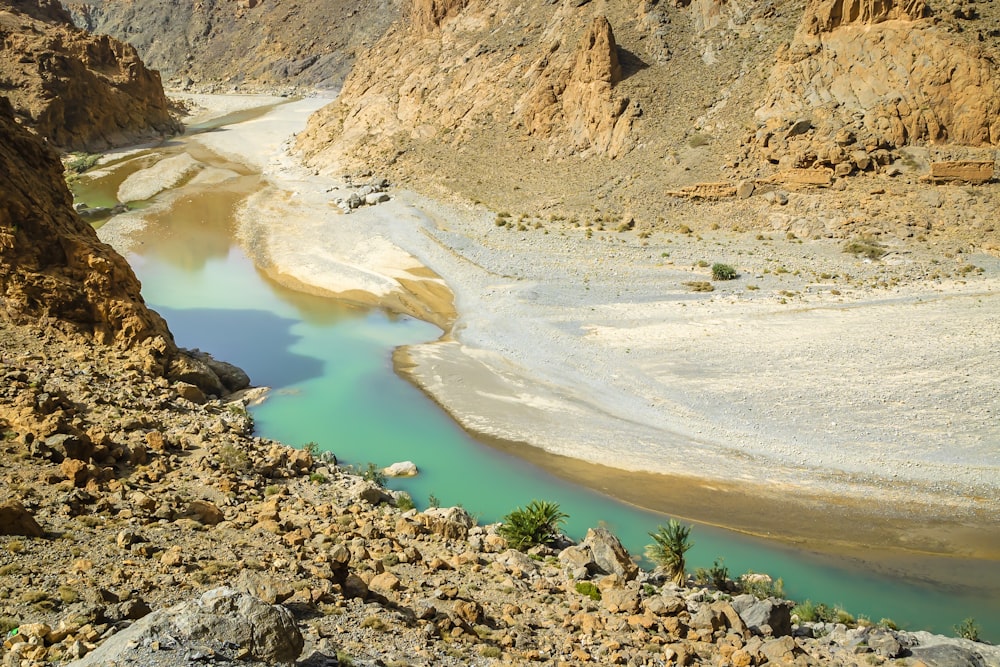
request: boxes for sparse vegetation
[954,617,980,642]
[844,237,887,260]
[575,581,602,601]
[683,281,714,292]
[694,558,730,589]
[645,520,693,585]
[498,500,568,551]
[395,492,415,511]
[739,571,785,599]
[711,263,738,280]
[218,444,250,473]
[65,152,100,174]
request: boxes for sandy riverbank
[98,95,1000,559]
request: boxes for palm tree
[645,519,693,585]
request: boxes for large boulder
[558,526,638,580]
[0,500,44,537]
[731,593,793,637]
[68,588,304,666]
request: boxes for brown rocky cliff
[753,0,1000,173]
[0,0,180,151]
[520,16,634,157]
[412,0,468,32]
[0,95,176,369]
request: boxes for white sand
[100,95,1000,521]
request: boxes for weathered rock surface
[753,0,1000,173]
[67,588,304,666]
[0,95,176,363]
[0,500,44,536]
[0,0,180,151]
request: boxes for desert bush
[683,281,714,292]
[843,237,886,260]
[645,520,693,585]
[712,263,738,280]
[739,571,785,599]
[498,500,568,551]
[395,492,415,512]
[954,617,980,642]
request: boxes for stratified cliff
[0,95,175,367]
[0,0,180,151]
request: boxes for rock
[867,629,903,658]
[736,179,755,199]
[925,161,995,183]
[355,481,393,505]
[909,640,1000,667]
[168,352,225,397]
[0,500,44,537]
[184,500,224,525]
[369,571,402,595]
[579,526,638,581]
[364,192,390,205]
[174,381,206,403]
[420,506,475,540]
[61,458,90,487]
[66,587,303,666]
[186,349,251,392]
[759,635,803,664]
[383,460,418,477]
[45,433,92,461]
[732,594,793,636]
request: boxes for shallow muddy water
[82,109,1000,641]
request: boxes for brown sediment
[258,267,456,331]
[393,344,1000,590]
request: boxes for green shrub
[427,493,440,508]
[498,500,568,551]
[575,581,601,601]
[954,617,980,642]
[645,520,693,585]
[395,492,415,512]
[360,462,385,487]
[877,617,898,631]
[739,571,785,599]
[65,153,100,174]
[309,473,328,484]
[711,263,738,281]
[843,238,886,260]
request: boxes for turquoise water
[130,240,1000,641]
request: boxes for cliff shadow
[618,47,649,82]
[155,305,325,389]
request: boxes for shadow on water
[155,305,326,389]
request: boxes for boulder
[420,506,475,540]
[579,526,638,580]
[0,500,44,537]
[731,593,793,636]
[383,460,418,477]
[67,587,303,666]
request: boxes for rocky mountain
[61,0,402,91]
[295,0,1000,231]
[0,0,179,151]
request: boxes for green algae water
[128,240,1000,642]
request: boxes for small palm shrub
[712,263,738,280]
[645,520,693,585]
[498,500,568,551]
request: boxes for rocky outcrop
[520,16,635,157]
[753,0,1000,174]
[0,0,180,151]
[0,96,176,366]
[62,0,400,91]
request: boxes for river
[77,100,1000,641]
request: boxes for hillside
[295,0,1000,249]
[0,0,179,150]
[61,0,402,91]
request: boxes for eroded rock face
[753,0,1000,172]
[0,0,180,151]
[296,0,640,176]
[0,96,176,366]
[520,16,635,157]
